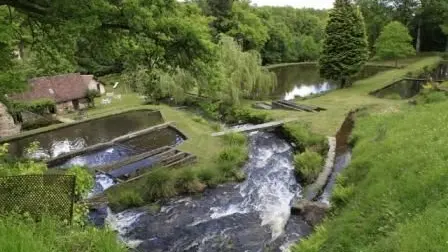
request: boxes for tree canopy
[319,0,369,87]
[375,21,415,66]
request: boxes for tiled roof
[13,73,92,103]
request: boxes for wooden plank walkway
[211,118,298,137]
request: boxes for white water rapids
[100,132,309,251]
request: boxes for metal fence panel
[0,175,76,221]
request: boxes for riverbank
[251,56,441,136]
[294,92,448,252]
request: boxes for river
[99,132,312,252]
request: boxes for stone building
[12,73,105,114]
[0,102,20,138]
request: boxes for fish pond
[4,110,164,159]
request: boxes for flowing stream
[104,132,312,252]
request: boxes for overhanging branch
[0,0,49,16]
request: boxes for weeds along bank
[294,91,448,252]
[0,147,126,251]
[106,132,249,211]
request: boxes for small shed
[12,73,105,113]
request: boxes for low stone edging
[291,136,336,226]
[304,136,336,201]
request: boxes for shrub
[109,189,144,211]
[216,161,238,180]
[144,168,176,201]
[67,166,94,199]
[231,108,273,124]
[196,166,222,187]
[294,150,324,184]
[85,89,100,107]
[175,168,205,193]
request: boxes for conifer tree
[319,0,369,87]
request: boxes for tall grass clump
[294,99,448,252]
[294,150,324,185]
[282,122,327,154]
[143,168,177,201]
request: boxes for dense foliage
[0,0,328,106]
[375,21,416,66]
[357,0,448,52]
[319,0,369,87]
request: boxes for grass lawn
[252,56,442,136]
[294,95,448,252]
[82,98,224,167]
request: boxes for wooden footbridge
[211,118,298,137]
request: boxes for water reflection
[5,110,163,158]
[271,64,393,100]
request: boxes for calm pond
[271,63,394,100]
[373,63,448,99]
[5,110,164,158]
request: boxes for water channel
[372,63,448,99]
[4,110,163,159]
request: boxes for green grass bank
[294,96,448,252]
[255,56,442,136]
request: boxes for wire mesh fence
[0,175,76,221]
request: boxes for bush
[109,189,144,211]
[67,166,94,199]
[294,151,324,184]
[144,168,176,201]
[226,107,273,124]
[175,168,205,193]
[196,166,222,187]
[85,89,100,107]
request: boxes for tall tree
[319,0,369,87]
[375,21,415,66]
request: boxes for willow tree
[319,0,369,87]
[216,35,276,105]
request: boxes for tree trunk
[445,36,448,52]
[416,19,422,53]
[18,39,24,60]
